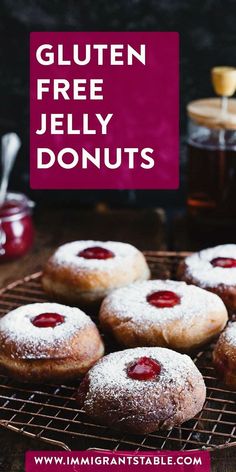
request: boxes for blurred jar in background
[0,193,34,262]
[187,97,236,223]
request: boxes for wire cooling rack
[0,251,235,452]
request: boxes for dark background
[0,0,235,208]
[0,5,236,464]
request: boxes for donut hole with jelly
[32,313,65,328]
[147,290,180,308]
[127,356,161,380]
[211,257,236,268]
[78,246,115,260]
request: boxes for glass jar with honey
[187,67,236,224]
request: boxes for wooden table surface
[0,206,166,288]
[0,206,235,472]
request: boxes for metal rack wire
[0,252,235,451]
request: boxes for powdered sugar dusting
[101,279,225,328]
[85,347,201,399]
[185,244,236,287]
[0,303,92,359]
[223,322,236,347]
[51,240,139,272]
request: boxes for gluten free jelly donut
[99,280,228,351]
[42,240,150,307]
[179,244,236,311]
[77,347,206,434]
[213,322,236,389]
[0,302,104,383]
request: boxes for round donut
[42,240,150,308]
[0,302,104,383]
[99,279,228,352]
[77,347,206,434]
[179,244,236,311]
[213,322,236,388]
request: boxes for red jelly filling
[78,246,114,260]
[147,290,180,308]
[127,356,161,380]
[211,257,236,268]
[32,313,65,328]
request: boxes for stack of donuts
[0,240,235,434]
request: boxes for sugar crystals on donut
[42,240,150,307]
[179,244,236,311]
[77,347,206,434]
[213,322,236,389]
[99,279,228,351]
[0,302,104,383]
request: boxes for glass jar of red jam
[0,192,35,262]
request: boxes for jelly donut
[179,244,236,311]
[213,322,236,388]
[99,279,228,352]
[42,240,150,307]
[0,302,104,383]
[77,347,206,434]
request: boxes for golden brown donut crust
[179,261,236,312]
[0,303,104,383]
[77,347,206,434]
[213,322,236,389]
[178,245,236,312]
[99,280,228,352]
[42,241,150,306]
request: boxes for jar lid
[187,98,236,130]
[0,192,34,220]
